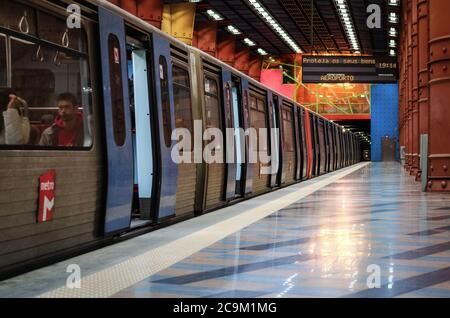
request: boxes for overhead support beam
[109,0,164,29]
[217,33,236,66]
[234,48,251,75]
[248,55,263,81]
[195,21,218,57]
[162,3,196,45]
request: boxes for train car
[0,0,361,279]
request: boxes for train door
[99,8,134,235]
[203,68,226,210]
[249,85,270,196]
[299,109,308,180]
[221,69,237,201]
[318,118,326,175]
[151,34,179,219]
[125,31,154,226]
[172,47,197,219]
[293,106,302,181]
[309,114,318,177]
[268,93,282,187]
[231,77,245,198]
[281,102,296,184]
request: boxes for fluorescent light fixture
[389,39,396,48]
[333,0,360,52]
[390,49,396,56]
[388,12,398,23]
[257,48,268,55]
[388,0,400,6]
[389,27,398,37]
[246,0,303,53]
[243,37,256,47]
[206,9,224,21]
[226,25,242,35]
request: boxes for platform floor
[1,162,449,298]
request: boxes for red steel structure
[400,0,450,191]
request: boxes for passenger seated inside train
[39,93,84,147]
[0,93,31,145]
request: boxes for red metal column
[411,0,420,175]
[195,21,218,57]
[137,0,164,29]
[416,0,429,181]
[248,55,263,81]
[120,0,137,15]
[217,33,236,66]
[108,0,120,6]
[406,0,413,171]
[427,0,450,191]
[234,47,251,75]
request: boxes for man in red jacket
[39,93,84,147]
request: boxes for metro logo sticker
[38,170,56,223]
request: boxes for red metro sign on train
[38,170,56,223]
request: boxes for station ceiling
[178,0,398,57]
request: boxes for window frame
[0,1,94,151]
[203,73,222,131]
[172,61,194,134]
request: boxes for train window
[172,65,193,133]
[0,0,37,36]
[108,34,126,147]
[250,95,257,110]
[0,22,93,148]
[224,83,233,128]
[250,94,267,153]
[204,76,221,129]
[159,56,171,147]
[283,108,294,152]
[38,11,86,53]
[0,35,5,87]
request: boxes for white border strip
[39,162,370,298]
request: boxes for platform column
[195,21,218,57]
[416,0,429,181]
[234,47,251,75]
[248,55,263,81]
[427,0,450,191]
[411,0,420,176]
[217,33,236,66]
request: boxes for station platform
[0,162,449,298]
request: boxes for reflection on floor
[1,162,449,298]
[113,163,450,298]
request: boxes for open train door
[98,8,134,235]
[221,69,237,200]
[151,34,179,219]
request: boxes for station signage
[302,55,398,84]
[37,170,56,223]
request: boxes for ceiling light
[257,48,268,55]
[334,0,361,53]
[243,37,256,47]
[246,0,303,53]
[388,12,398,24]
[388,0,400,6]
[389,27,398,37]
[226,25,242,35]
[206,9,224,21]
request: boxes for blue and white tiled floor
[1,162,449,298]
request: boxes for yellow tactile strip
[38,162,370,298]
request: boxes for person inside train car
[0,93,31,145]
[39,93,84,147]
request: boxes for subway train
[0,0,361,279]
